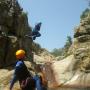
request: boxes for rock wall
[0,0,33,68]
[43,9,90,88]
[65,9,90,72]
[68,9,90,71]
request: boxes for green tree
[51,36,72,58]
[51,48,63,57]
[63,36,72,56]
[64,36,72,51]
[80,8,90,19]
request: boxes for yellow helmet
[16,49,25,59]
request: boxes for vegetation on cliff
[51,36,72,59]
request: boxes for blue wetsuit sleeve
[33,75,43,90]
[10,71,18,90]
[10,61,23,90]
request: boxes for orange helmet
[16,49,25,59]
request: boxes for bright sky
[18,0,88,51]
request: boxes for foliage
[32,42,43,54]
[51,36,72,58]
[51,48,64,57]
[80,8,90,19]
[21,12,28,17]
[64,36,72,53]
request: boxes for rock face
[74,17,90,71]
[43,9,90,88]
[68,10,90,71]
[0,0,33,68]
[34,52,56,64]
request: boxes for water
[48,87,90,90]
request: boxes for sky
[18,0,88,51]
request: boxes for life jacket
[15,61,30,80]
